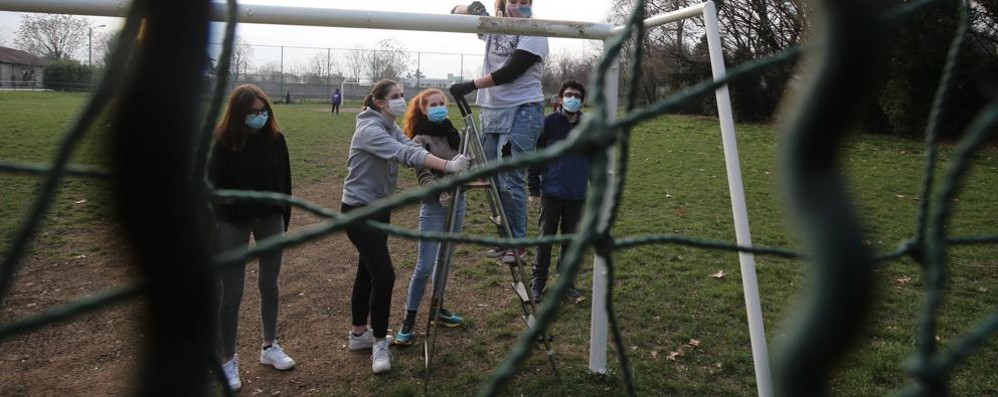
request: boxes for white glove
[444,154,471,174]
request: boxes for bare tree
[304,52,331,84]
[255,62,282,83]
[14,14,91,60]
[344,46,367,82]
[230,36,253,83]
[363,39,413,82]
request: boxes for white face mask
[386,97,407,117]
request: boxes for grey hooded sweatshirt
[342,107,430,206]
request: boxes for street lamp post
[88,24,107,66]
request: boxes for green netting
[0,0,996,396]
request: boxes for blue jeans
[480,102,544,239]
[405,195,467,313]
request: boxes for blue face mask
[507,4,532,18]
[245,111,269,130]
[562,97,582,113]
[427,106,448,123]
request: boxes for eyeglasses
[247,107,268,116]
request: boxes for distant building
[400,74,464,90]
[0,46,45,88]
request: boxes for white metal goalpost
[0,0,772,395]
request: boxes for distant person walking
[209,84,296,392]
[331,88,342,115]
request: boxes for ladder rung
[522,314,535,329]
[463,180,491,189]
[512,281,531,303]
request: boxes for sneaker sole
[260,359,296,370]
[393,336,414,346]
[430,320,462,328]
[349,335,394,351]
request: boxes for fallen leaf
[651,351,659,359]
[667,350,684,361]
[73,199,87,204]
[896,194,906,198]
[979,287,989,293]
[688,339,700,348]
[631,345,638,351]
[653,316,661,322]
[666,194,673,199]
[896,276,911,285]
[710,270,725,279]
[73,254,86,259]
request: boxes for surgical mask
[507,4,531,18]
[562,97,582,113]
[387,97,407,117]
[245,111,269,130]
[427,106,448,122]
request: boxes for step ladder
[422,94,558,390]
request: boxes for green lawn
[1,91,996,395]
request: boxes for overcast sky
[0,0,617,78]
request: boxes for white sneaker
[222,355,241,392]
[348,328,392,351]
[260,341,296,370]
[371,339,392,374]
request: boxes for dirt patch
[0,176,557,396]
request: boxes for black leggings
[341,203,395,339]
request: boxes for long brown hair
[402,88,447,139]
[215,84,280,150]
[362,79,399,112]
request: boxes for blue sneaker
[393,322,415,346]
[432,308,463,328]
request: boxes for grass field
[1,90,996,396]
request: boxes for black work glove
[450,81,477,99]
[467,1,488,16]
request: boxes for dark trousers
[331,102,340,114]
[533,196,584,291]
[341,203,395,338]
[216,214,285,358]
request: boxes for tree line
[600,0,998,138]
[12,5,996,137]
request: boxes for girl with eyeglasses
[209,84,295,392]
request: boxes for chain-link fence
[206,42,485,103]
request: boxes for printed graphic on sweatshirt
[489,34,520,57]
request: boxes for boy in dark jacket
[527,80,589,301]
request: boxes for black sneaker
[564,288,584,302]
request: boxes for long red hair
[215,84,281,150]
[402,88,447,139]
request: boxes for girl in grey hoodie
[340,79,469,375]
